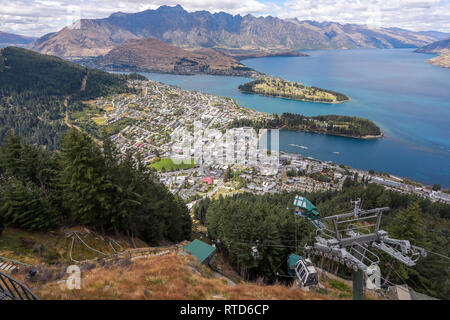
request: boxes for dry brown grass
[2,230,381,301]
[0,226,148,266]
[27,253,343,300]
[81,100,97,105]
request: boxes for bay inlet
[121,49,450,187]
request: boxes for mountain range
[29,5,445,59]
[0,31,36,48]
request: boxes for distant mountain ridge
[415,31,450,41]
[415,37,450,54]
[30,5,442,59]
[0,31,36,48]
[386,28,450,41]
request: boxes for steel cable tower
[294,195,428,299]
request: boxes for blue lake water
[131,49,450,187]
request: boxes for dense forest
[0,130,191,245]
[193,183,449,299]
[238,78,349,103]
[0,47,145,149]
[230,112,382,138]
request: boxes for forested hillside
[0,130,191,245]
[193,183,449,299]
[0,47,144,149]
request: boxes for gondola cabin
[288,254,319,287]
[296,258,319,287]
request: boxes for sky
[1,0,450,37]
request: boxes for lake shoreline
[283,128,384,140]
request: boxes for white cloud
[280,0,450,32]
[0,0,276,36]
[0,0,449,37]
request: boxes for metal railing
[0,271,39,300]
[68,231,181,264]
[0,255,32,272]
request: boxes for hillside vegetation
[13,251,376,300]
[0,226,148,266]
[1,222,376,300]
[238,78,349,103]
[0,130,191,245]
[0,47,144,149]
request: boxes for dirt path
[64,108,102,146]
[61,74,103,145]
[80,75,87,91]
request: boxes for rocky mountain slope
[30,5,440,59]
[415,37,450,68]
[94,38,262,77]
[30,20,138,57]
[428,53,450,68]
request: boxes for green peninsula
[238,78,349,103]
[230,113,382,139]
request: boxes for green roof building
[184,239,216,265]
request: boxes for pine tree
[224,166,233,182]
[59,129,114,230]
[390,201,425,244]
[0,180,59,231]
[0,212,5,236]
[385,201,426,284]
